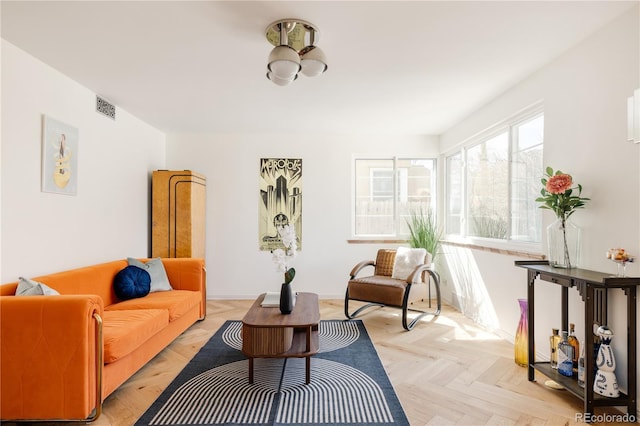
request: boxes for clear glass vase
[547,217,581,268]
[514,298,528,367]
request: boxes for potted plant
[406,207,442,264]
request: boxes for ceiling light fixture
[266,19,327,86]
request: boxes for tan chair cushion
[374,249,396,277]
[348,276,406,307]
[348,275,428,307]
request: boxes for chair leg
[427,269,442,314]
[344,288,384,320]
[402,269,442,331]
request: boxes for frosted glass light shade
[300,46,327,77]
[267,72,297,86]
[268,45,301,80]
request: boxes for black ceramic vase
[279,282,294,314]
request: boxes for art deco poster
[259,158,302,251]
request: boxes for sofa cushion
[113,266,151,301]
[102,309,169,363]
[105,290,200,322]
[15,277,59,296]
[128,258,173,292]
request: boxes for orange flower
[537,166,589,220]
[546,174,573,194]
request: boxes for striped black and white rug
[135,320,408,426]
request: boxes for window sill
[347,238,545,260]
[441,239,545,260]
[347,239,408,244]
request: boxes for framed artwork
[259,158,302,251]
[41,115,78,195]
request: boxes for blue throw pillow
[114,266,151,300]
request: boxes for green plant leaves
[284,267,295,284]
[406,208,442,260]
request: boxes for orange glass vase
[514,298,529,367]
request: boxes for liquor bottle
[558,331,574,377]
[577,341,585,387]
[549,328,561,369]
[568,323,580,371]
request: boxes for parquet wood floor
[18,299,631,425]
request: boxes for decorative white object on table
[594,325,620,398]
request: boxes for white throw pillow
[16,277,60,296]
[127,257,173,292]
[391,247,427,281]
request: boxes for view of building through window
[354,158,436,236]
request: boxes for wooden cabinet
[151,170,206,258]
[515,260,638,419]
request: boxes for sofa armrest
[161,258,206,318]
[0,294,104,421]
[161,258,206,291]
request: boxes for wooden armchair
[345,248,441,331]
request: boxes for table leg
[527,269,536,381]
[627,286,637,417]
[249,357,254,384]
[305,325,312,384]
[584,284,594,418]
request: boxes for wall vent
[96,96,116,120]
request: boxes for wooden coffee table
[241,292,320,384]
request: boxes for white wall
[439,7,639,391]
[1,41,166,281]
[165,133,439,299]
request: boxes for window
[445,109,543,244]
[467,131,509,239]
[354,158,436,236]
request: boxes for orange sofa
[0,257,206,422]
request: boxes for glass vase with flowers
[536,167,589,268]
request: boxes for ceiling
[1,1,636,136]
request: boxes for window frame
[443,104,544,252]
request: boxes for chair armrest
[406,264,436,285]
[350,260,375,279]
[0,295,103,420]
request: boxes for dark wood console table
[515,260,638,419]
